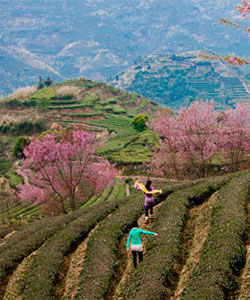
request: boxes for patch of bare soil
[2,251,37,300]
[168,191,219,300]
[235,198,250,300]
[110,202,164,300]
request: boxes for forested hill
[1,0,249,96]
[109,51,250,111]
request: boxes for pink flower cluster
[225,55,249,66]
[236,0,250,18]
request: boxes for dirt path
[2,250,37,300]
[110,202,164,300]
[167,191,219,299]
[235,197,250,300]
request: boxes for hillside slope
[109,51,250,110]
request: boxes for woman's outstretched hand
[154,233,158,237]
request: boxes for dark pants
[132,251,143,268]
[145,206,153,217]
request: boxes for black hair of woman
[131,220,139,228]
[145,179,152,191]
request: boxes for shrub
[131,114,149,131]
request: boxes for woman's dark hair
[145,179,152,191]
[131,220,138,228]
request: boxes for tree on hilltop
[38,76,53,89]
[44,76,53,87]
[38,76,44,90]
[17,129,117,213]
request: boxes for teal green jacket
[126,227,155,249]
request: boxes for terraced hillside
[109,51,250,111]
[0,171,249,299]
[0,78,159,175]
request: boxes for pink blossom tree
[17,129,117,213]
[150,108,182,178]
[218,102,250,171]
[150,101,250,178]
[151,101,221,177]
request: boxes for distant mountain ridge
[108,51,250,110]
[0,0,249,97]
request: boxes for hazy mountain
[108,51,250,110]
[1,0,249,96]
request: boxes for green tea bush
[112,104,127,114]
[0,120,47,135]
[20,196,125,300]
[0,212,83,284]
[75,179,216,299]
[62,112,104,118]
[76,190,148,299]
[99,97,118,105]
[50,100,77,105]
[181,171,250,300]
[123,175,231,299]
[49,104,89,110]
[31,87,56,100]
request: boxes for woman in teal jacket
[126,221,158,268]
